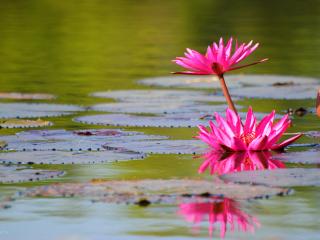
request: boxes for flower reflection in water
[198,150,286,175]
[178,197,260,238]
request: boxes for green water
[0,0,319,239]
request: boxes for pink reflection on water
[178,197,260,238]
[198,150,286,175]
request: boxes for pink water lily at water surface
[173,37,267,76]
[197,107,302,152]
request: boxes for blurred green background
[0,0,319,103]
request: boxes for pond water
[0,0,319,239]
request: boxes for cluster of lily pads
[1,37,320,237]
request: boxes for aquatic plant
[198,150,285,175]
[173,37,267,113]
[196,107,302,152]
[178,197,260,238]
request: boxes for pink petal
[271,134,303,150]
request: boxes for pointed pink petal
[271,134,303,150]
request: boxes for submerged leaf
[0,92,55,100]
[0,119,53,128]
[22,178,291,203]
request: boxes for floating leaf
[221,168,320,187]
[75,111,281,128]
[0,119,53,128]
[230,85,320,99]
[138,74,319,89]
[272,149,320,164]
[103,140,207,154]
[90,102,228,114]
[305,131,320,138]
[22,179,290,203]
[0,103,84,119]
[0,129,167,151]
[0,150,146,165]
[91,89,229,103]
[0,165,65,183]
[0,92,55,100]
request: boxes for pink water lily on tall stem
[178,197,260,238]
[173,37,267,113]
[196,107,302,152]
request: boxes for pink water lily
[178,197,260,238]
[173,37,267,113]
[198,150,285,175]
[173,37,267,76]
[196,107,302,152]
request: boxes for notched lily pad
[0,119,53,128]
[0,129,167,151]
[74,111,279,128]
[91,89,229,103]
[90,102,228,115]
[272,149,320,164]
[22,179,290,203]
[221,168,320,187]
[0,165,65,183]
[230,85,320,99]
[138,74,319,89]
[0,92,55,100]
[0,103,84,119]
[103,140,207,154]
[0,150,146,165]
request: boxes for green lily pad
[0,119,53,128]
[0,165,65,183]
[221,168,320,187]
[0,150,146,165]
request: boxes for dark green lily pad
[22,178,290,203]
[0,92,55,100]
[104,140,207,154]
[230,85,320,99]
[0,165,65,183]
[221,168,320,187]
[0,119,53,128]
[91,89,229,103]
[90,102,229,115]
[138,74,319,89]
[0,129,166,151]
[0,103,84,119]
[272,149,320,164]
[0,150,146,165]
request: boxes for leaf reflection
[178,197,260,238]
[198,150,286,175]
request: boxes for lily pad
[0,129,167,151]
[0,150,146,165]
[305,131,320,138]
[91,89,229,103]
[90,102,228,114]
[0,92,55,100]
[0,165,65,183]
[0,103,84,119]
[74,111,281,128]
[230,85,320,99]
[272,149,320,164]
[221,168,320,187]
[0,119,53,128]
[138,74,319,89]
[103,140,207,154]
[0,141,7,150]
[22,179,290,203]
